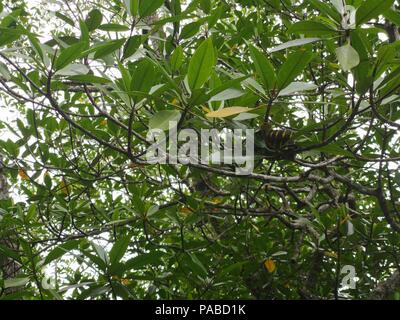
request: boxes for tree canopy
[1,0,400,300]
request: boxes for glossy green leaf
[356,0,395,26]
[44,240,81,265]
[149,110,182,130]
[139,0,164,18]
[0,244,21,263]
[109,236,131,267]
[188,37,215,90]
[4,277,30,289]
[249,44,276,92]
[384,9,400,26]
[277,50,314,89]
[130,59,157,93]
[55,41,87,70]
[93,39,126,59]
[85,9,103,31]
[180,21,202,39]
[68,74,111,84]
[170,45,184,71]
[316,143,354,157]
[124,251,164,270]
[270,38,320,53]
[123,35,142,59]
[288,21,337,36]
[98,24,130,32]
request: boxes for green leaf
[139,0,164,18]
[336,44,360,72]
[4,277,30,289]
[123,35,142,59]
[188,253,207,275]
[249,44,276,92]
[375,44,395,78]
[81,252,107,271]
[0,244,21,263]
[351,30,372,93]
[207,75,249,100]
[199,0,212,13]
[55,63,89,76]
[130,59,157,93]
[356,0,395,26]
[44,240,80,265]
[0,62,11,80]
[316,143,354,157]
[306,0,341,22]
[0,139,19,157]
[0,27,24,47]
[149,110,182,130]
[93,39,126,59]
[377,65,400,90]
[277,49,314,90]
[55,41,87,70]
[55,12,75,26]
[123,0,139,16]
[68,74,111,84]
[85,9,103,32]
[131,0,139,16]
[288,21,337,36]
[170,45,184,71]
[98,24,130,32]
[378,68,400,98]
[92,242,108,264]
[27,34,44,61]
[384,9,400,26]
[270,38,320,53]
[188,37,215,90]
[146,205,159,217]
[279,81,318,96]
[180,21,202,39]
[79,19,90,43]
[209,88,244,101]
[109,236,131,267]
[124,251,164,270]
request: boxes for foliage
[0,0,400,300]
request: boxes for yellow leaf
[121,278,132,286]
[170,98,179,106]
[180,207,193,214]
[100,119,108,126]
[18,169,29,181]
[202,106,211,113]
[264,258,276,273]
[211,197,222,204]
[324,251,338,259]
[206,107,255,118]
[60,178,71,196]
